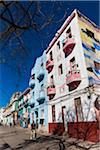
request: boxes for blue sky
[0,1,99,107]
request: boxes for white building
[45,9,100,133]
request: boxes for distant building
[18,88,31,128]
[3,92,21,126]
[0,108,5,124]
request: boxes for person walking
[30,121,37,140]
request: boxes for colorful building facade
[3,92,21,126]
[29,51,48,131]
[27,9,99,136]
[45,9,100,135]
[18,88,31,128]
[2,9,100,141]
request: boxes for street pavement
[0,125,99,150]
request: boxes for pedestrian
[30,121,37,140]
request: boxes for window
[31,103,34,108]
[31,74,35,79]
[35,111,38,118]
[58,64,63,75]
[52,105,56,122]
[62,40,65,47]
[66,27,72,38]
[70,57,75,63]
[41,62,43,67]
[87,67,93,72]
[81,28,94,38]
[81,28,99,43]
[50,51,53,60]
[50,75,54,84]
[94,61,100,71]
[86,29,94,38]
[74,97,83,122]
[57,53,62,62]
[91,46,95,53]
[62,106,66,123]
[70,57,76,69]
[41,109,44,118]
[41,84,44,90]
[40,119,44,125]
[57,41,60,50]
[94,37,100,43]
[81,28,86,33]
[32,113,34,120]
[94,97,100,110]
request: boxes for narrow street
[0,125,30,149]
[0,125,99,150]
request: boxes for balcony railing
[46,59,54,73]
[29,102,35,108]
[63,38,75,57]
[37,90,45,104]
[29,78,35,89]
[66,70,81,91]
[47,84,56,100]
[29,97,34,104]
[37,68,45,82]
[66,70,81,84]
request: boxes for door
[62,106,66,127]
[74,97,83,122]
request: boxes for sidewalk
[15,125,100,150]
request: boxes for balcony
[37,68,45,82]
[27,106,31,113]
[18,99,24,109]
[46,59,54,73]
[66,70,81,91]
[37,90,45,105]
[18,104,23,110]
[63,38,75,57]
[29,78,35,89]
[47,84,56,100]
[30,103,35,108]
[28,98,35,108]
[24,101,28,108]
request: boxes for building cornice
[46,9,99,54]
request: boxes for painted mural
[78,16,100,85]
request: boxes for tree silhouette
[0,1,68,89]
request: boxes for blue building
[29,51,48,132]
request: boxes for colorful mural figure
[78,15,100,86]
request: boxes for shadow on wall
[68,121,100,142]
[49,122,65,136]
